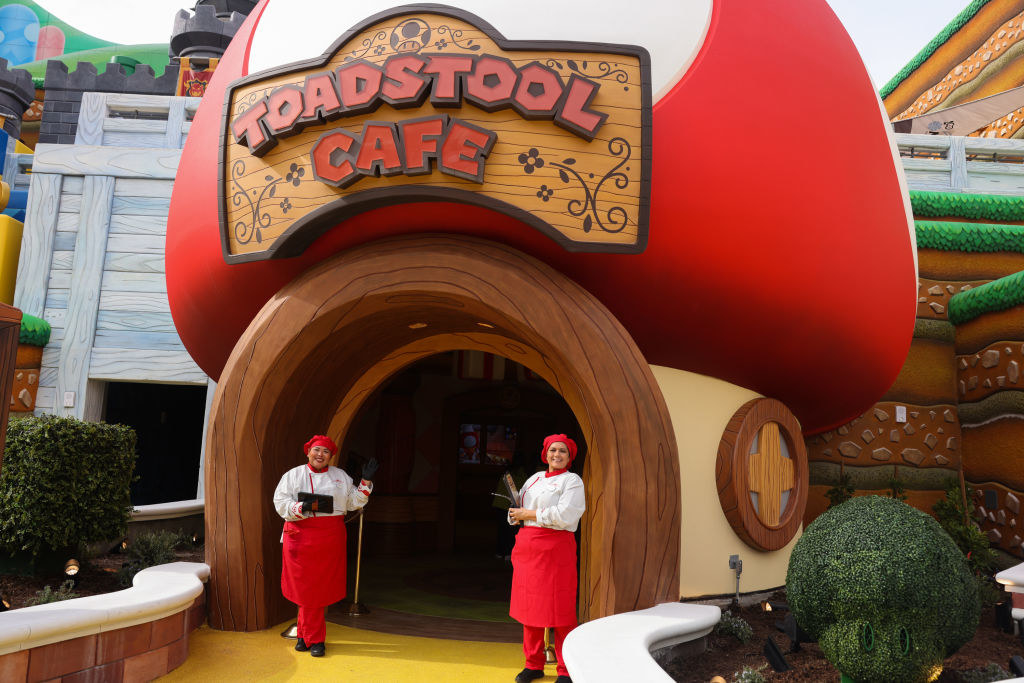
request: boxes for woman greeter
[273,435,377,657]
[507,434,585,683]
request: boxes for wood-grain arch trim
[204,234,679,630]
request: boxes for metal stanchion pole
[345,509,369,615]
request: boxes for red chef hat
[303,435,337,455]
[541,434,577,464]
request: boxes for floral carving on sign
[521,137,633,234]
[345,16,483,61]
[545,58,631,91]
[231,160,302,245]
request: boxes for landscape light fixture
[775,612,813,653]
[763,636,790,672]
[1010,655,1024,677]
[996,600,1014,634]
[760,600,788,613]
[64,558,80,587]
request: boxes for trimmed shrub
[960,662,1012,683]
[0,416,136,562]
[910,190,1024,222]
[18,314,50,347]
[28,580,79,605]
[948,271,1024,324]
[915,221,1024,254]
[932,482,996,576]
[118,530,186,586]
[731,664,767,683]
[786,496,979,683]
[825,473,854,509]
[715,610,753,643]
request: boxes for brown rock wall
[956,305,1024,354]
[918,248,1024,281]
[963,417,1024,490]
[806,401,961,469]
[971,480,1024,556]
[958,340,1024,401]
[917,277,986,320]
[884,338,958,405]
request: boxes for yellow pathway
[160,620,533,682]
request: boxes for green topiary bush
[786,496,979,683]
[0,415,136,565]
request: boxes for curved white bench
[131,498,204,522]
[562,602,721,682]
[0,561,209,654]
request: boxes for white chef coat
[273,464,371,522]
[513,471,586,532]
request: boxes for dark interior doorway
[338,351,583,619]
[104,382,208,505]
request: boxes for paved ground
[159,620,540,682]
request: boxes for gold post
[345,509,369,615]
[545,627,556,663]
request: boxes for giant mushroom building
[165,0,916,630]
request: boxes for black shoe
[309,642,325,657]
[555,677,572,683]
[515,668,544,683]
[294,637,308,651]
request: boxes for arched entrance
[204,235,680,630]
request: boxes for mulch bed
[664,594,1023,682]
[0,546,204,610]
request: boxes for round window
[715,397,808,550]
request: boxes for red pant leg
[553,624,575,677]
[298,605,327,644]
[522,625,546,670]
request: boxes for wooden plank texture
[55,175,114,419]
[109,215,167,235]
[14,173,62,316]
[105,234,165,254]
[111,196,171,215]
[104,252,164,273]
[96,310,176,333]
[114,178,174,198]
[31,144,181,179]
[93,329,185,350]
[88,348,205,384]
[75,92,105,146]
[100,271,167,293]
[98,291,169,312]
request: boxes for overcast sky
[34,0,972,86]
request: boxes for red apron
[510,526,578,627]
[281,514,347,608]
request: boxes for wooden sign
[218,5,651,262]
